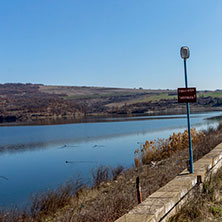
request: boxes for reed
[135,128,205,166]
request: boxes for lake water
[0,111,222,208]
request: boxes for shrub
[30,180,83,219]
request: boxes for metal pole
[184,59,194,174]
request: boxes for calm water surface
[0,111,222,208]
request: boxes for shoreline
[1,109,221,127]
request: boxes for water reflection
[0,113,205,127]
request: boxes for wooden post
[136,176,142,204]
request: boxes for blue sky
[0,0,221,90]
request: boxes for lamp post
[180,46,194,174]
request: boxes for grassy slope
[40,85,174,98]
[199,91,222,98]
[39,85,158,98]
[105,91,222,110]
[40,85,222,106]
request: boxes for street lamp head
[180,46,190,59]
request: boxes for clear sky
[0,0,221,90]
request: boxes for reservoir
[0,111,222,208]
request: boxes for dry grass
[134,128,205,166]
[134,157,141,168]
[30,180,83,219]
[169,166,222,222]
[0,209,31,222]
[91,165,124,187]
[0,166,124,222]
[0,180,83,222]
[91,166,111,187]
[111,165,124,180]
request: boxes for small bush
[30,180,83,218]
[31,180,82,218]
[0,180,83,222]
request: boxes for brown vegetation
[134,128,205,166]
[0,180,83,222]
[169,164,222,222]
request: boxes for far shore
[1,108,222,127]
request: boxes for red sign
[178,88,197,103]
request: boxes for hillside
[0,83,222,124]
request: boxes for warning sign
[178,88,197,103]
